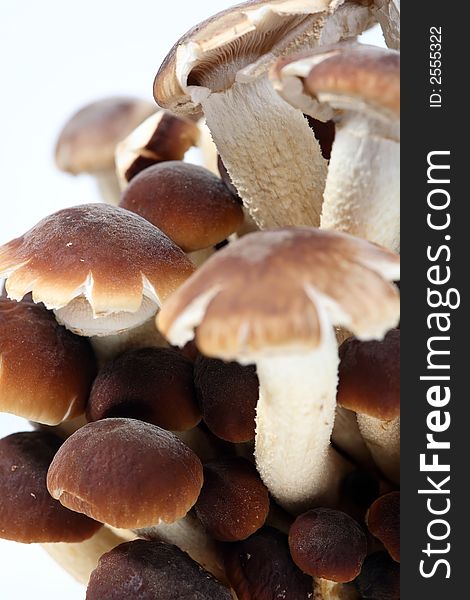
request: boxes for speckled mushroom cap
[87,347,201,432]
[0,298,96,424]
[272,43,400,124]
[47,418,203,529]
[366,491,400,562]
[86,540,232,600]
[119,162,244,252]
[0,431,101,543]
[337,329,400,420]
[194,457,269,542]
[115,111,200,187]
[154,0,372,115]
[0,204,194,336]
[55,97,156,174]
[289,508,367,582]
[157,228,400,361]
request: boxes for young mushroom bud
[115,110,200,188]
[354,552,400,600]
[157,228,400,513]
[154,0,374,230]
[0,298,96,425]
[55,97,156,204]
[86,540,232,600]
[366,491,400,562]
[272,43,400,252]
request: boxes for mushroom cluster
[0,1,401,598]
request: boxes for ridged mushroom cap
[157,228,400,362]
[119,162,244,252]
[289,508,367,582]
[337,329,400,420]
[366,491,400,562]
[86,540,232,600]
[0,298,96,424]
[0,204,194,336]
[47,418,203,528]
[154,0,373,115]
[87,347,200,431]
[0,431,101,543]
[194,457,269,541]
[55,97,156,174]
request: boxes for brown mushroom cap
[337,329,400,420]
[194,356,258,442]
[355,551,400,600]
[86,539,232,600]
[55,97,156,174]
[194,457,269,542]
[0,298,96,424]
[0,204,194,333]
[289,508,367,582]
[366,491,400,562]
[47,418,203,528]
[0,431,101,543]
[223,526,313,600]
[87,347,200,431]
[120,161,244,252]
[157,228,400,361]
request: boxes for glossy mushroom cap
[0,298,96,424]
[86,539,232,600]
[47,418,203,528]
[337,329,400,421]
[223,527,313,600]
[0,431,101,543]
[366,491,400,562]
[194,457,269,542]
[55,97,156,175]
[115,111,200,187]
[355,551,400,600]
[194,356,258,442]
[157,228,400,362]
[87,347,200,431]
[119,162,244,252]
[0,204,194,336]
[289,508,367,582]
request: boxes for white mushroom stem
[94,169,122,206]
[332,406,374,469]
[314,579,360,600]
[192,75,327,230]
[356,414,400,484]
[135,512,226,583]
[254,327,351,514]
[372,0,400,50]
[187,247,215,268]
[320,112,400,253]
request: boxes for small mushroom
[272,43,400,252]
[337,329,400,483]
[354,551,400,600]
[366,491,400,562]
[194,457,270,542]
[0,203,194,361]
[115,110,200,188]
[0,298,96,425]
[55,97,156,204]
[154,0,373,230]
[86,540,232,600]
[157,228,400,513]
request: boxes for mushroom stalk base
[254,338,350,514]
[197,75,327,230]
[314,579,360,600]
[356,414,400,483]
[95,169,122,206]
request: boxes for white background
[0,1,384,598]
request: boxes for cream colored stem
[332,406,374,469]
[320,114,400,253]
[197,75,327,230]
[314,579,360,600]
[356,414,400,484]
[372,0,400,50]
[95,169,122,205]
[254,330,350,514]
[135,512,225,583]
[187,247,214,267]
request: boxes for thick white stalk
[95,169,122,205]
[320,114,400,253]
[314,579,360,600]
[356,414,400,483]
[197,75,327,230]
[332,406,374,469]
[254,330,350,514]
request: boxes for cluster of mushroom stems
[0,1,401,599]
